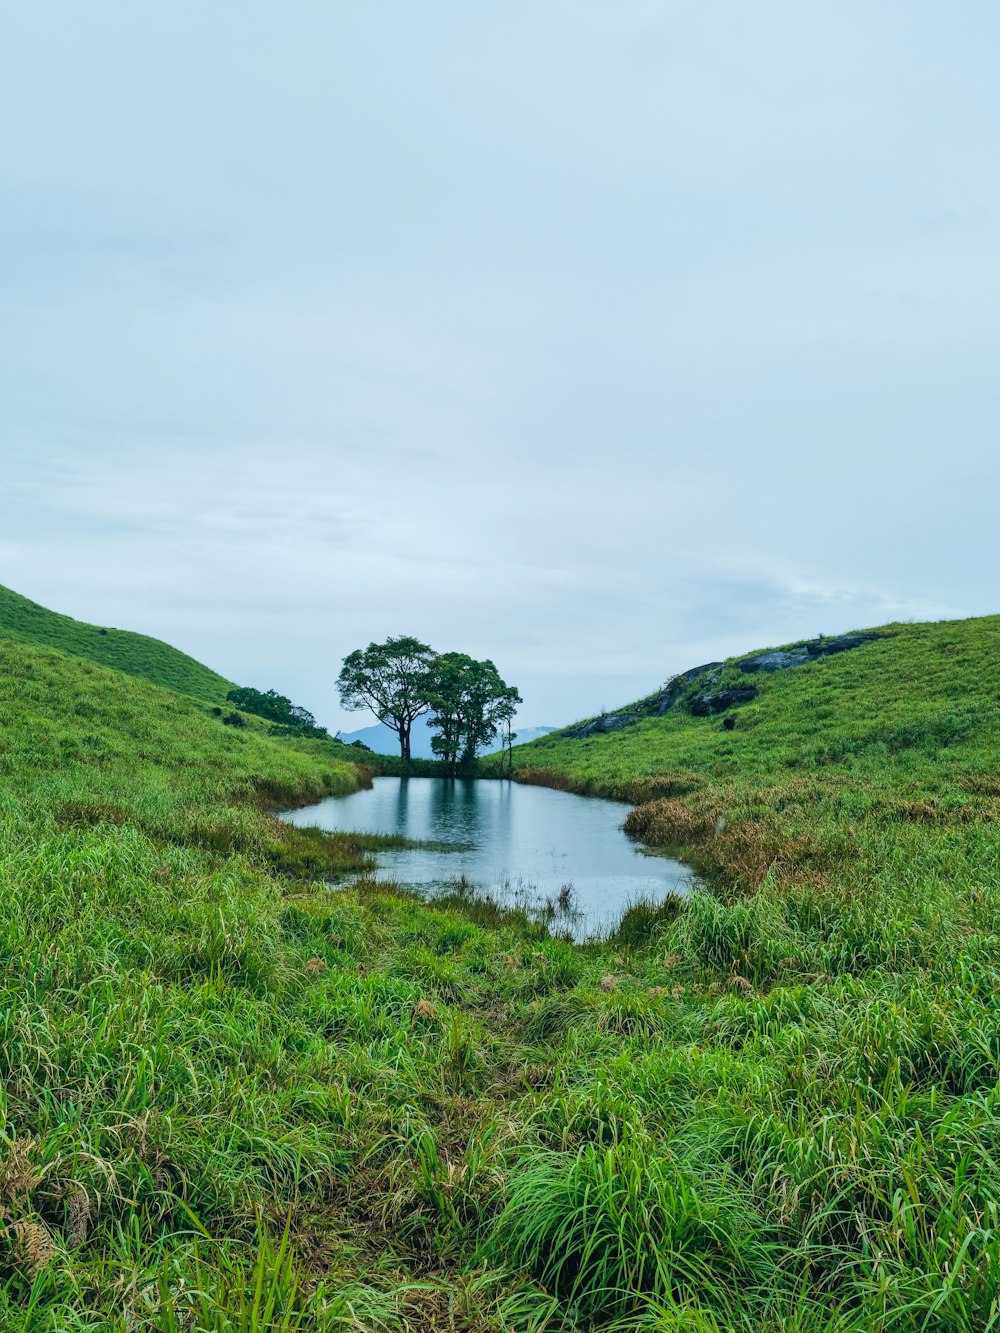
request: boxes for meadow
[0,606,999,1329]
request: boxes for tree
[420,652,476,776]
[225,687,328,737]
[457,661,521,770]
[419,653,522,775]
[336,636,434,762]
[496,695,519,778]
[227,686,293,723]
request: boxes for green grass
[473,615,1000,1328]
[0,583,237,702]
[3,606,1000,1329]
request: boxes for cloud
[2,2,998,727]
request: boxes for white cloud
[2,1,998,727]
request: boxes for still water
[283,776,692,936]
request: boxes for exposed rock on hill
[562,632,888,739]
[690,688,759,716]
[566,712,640,739]
[738,634,884,674]
[737,650,812,673]
[563,662,722,739]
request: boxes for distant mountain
[338,714,557,759]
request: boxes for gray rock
[651,662,723,714]
[806,633,885,655]
[564,660,724,738]
[739,634,886,674]
[561,634,885,740]
[600,713,639,732]
[564,712,640,739]
[690,688,759,716]
[738,651,811,674]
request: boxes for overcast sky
[3,3,998,729]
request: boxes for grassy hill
[497,614,999,820]
[493,615,1000,886]
[0,582,237,702]
[473,615,1000,1328]
[0,607,581,1329]
[3,605,1000,1330]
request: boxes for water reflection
[283,776,692,937]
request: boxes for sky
[2,2,998,730]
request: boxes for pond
[283,776,692,937]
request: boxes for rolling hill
[500,614,1000,808]
[0,582,236,702]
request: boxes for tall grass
[4,614,1000,1328]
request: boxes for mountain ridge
[340,713,557,758]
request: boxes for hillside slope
[0,611,580,1328]
[501,614,1000,832]
[471,614,1000,1327]
[0,582,236,702]
[0,634,358,812]
[487,614,1000,908]
[4,609,1000,1329]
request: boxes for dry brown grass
[515,767,702,806]
[623,796,719,846]
[9,1219,55,1276]
[63,1190,92,1249]
[623,783,836,893]
[885,797,999,823]
[513,767,576,792]
[0,1139,41,1207]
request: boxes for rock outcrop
[651,662,724,713]
[737,650,812,673]
[561,632,887,739]
[738,633,885,674]
[562,662,722,739]
[690,688,759,716]
[567,712,642,739]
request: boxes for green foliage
[337,636,521,770]
[609,894,683,952]
[226,687,328,737]
[337,636,435,762]
[421,651,521,773]
[0,582,235,702]
[489,1133,771,1320]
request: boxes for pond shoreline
[282,774,693,939]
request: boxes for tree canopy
[225,687,327,737]
[336,636,435,762]
[422,653,520,774]
[336,638,520,769]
